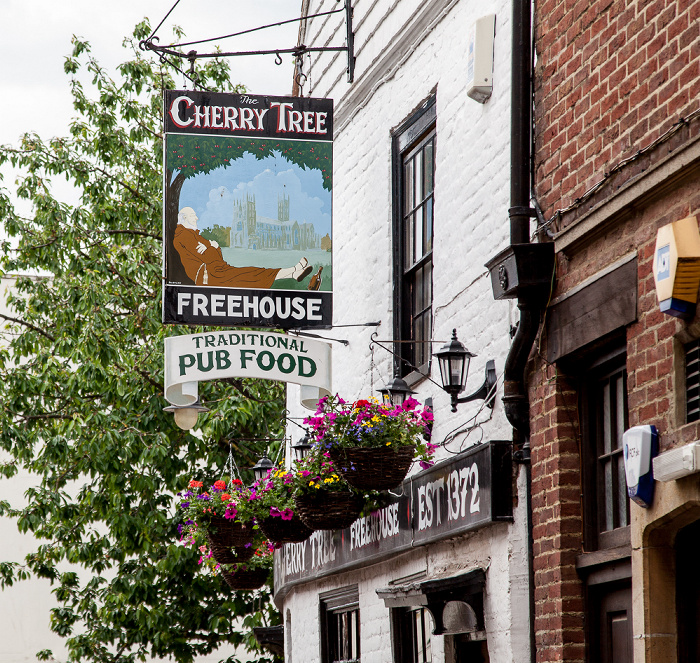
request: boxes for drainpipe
[484,1,554,662]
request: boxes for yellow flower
[309,481,315,487]
[315,484,321,489]
[371,415,380,422]
[386,442,392,446]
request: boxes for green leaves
[1,19,281,663]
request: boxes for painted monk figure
[173,207,313,287]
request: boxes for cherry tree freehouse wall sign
[162,90,333,328]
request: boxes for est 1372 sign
[274,441,513,594]
[162,90,333,329]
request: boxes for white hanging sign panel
[165,330,332,410]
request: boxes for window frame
[320,586,360,663]
[392,95,437,381]
[579,345,631,551]
[390,607,433,663]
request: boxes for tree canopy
[0,20,284,663]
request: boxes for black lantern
[377,376,416,406]
[433,330,497,412]
[291,430,313,462]
[163,401,209,430]
[251,456,275,482]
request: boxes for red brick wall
[528,162,700,662]
[530,366,585,662]
[534,0,700,219]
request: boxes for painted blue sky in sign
[178,149,332,238]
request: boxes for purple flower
[281,508,294,521]
[419,460,433,470]
[270,507,282,518]
[177,523,183,536]
[224,505,238,520]
[180,501,190,508]
[197,494,211,501]
[244,542,252,548]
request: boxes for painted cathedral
[229,193,321,251]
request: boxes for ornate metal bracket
[140,1,356,85]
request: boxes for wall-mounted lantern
[653,215,700,319]
[433,330,497,412]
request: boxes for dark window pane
[414,265,424,313]
[423,139,434,195]
[424,197,433,253]
[414,150,423,207]
[415,204,424,259]
[404,213,414,270]
[404,159,414,211]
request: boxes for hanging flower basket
[205,516,255,564]
[329,445,415,490]
[294,491,363,531]
[259,514,313,544]
[220,567,269,591]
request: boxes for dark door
[593,583,633,663]
[677,519,700,662]
[453,636,489,663]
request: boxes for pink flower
[280,508,294,521]
[270,507,282,518]
[403,397,419,411]
[301,470,311,477]
[419,460,434,470]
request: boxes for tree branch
[0,313,55,342]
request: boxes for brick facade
[532,1,700,661]
[534,0,700,221]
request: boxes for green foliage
[166,134,332,191]
[201,224,232,247]
[0,21,283,663]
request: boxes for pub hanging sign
[162,90,333,328]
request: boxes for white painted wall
[282,0,530,660]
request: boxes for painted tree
[0,20,284,663]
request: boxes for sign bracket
[140,1,356,87]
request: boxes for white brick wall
[282,0,530,661]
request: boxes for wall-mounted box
[652,441,700,482]
[653,216,700,319]
[466,14,496,103]
[623,425,658,508]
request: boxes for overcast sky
[0,0,301,146]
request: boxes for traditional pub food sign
[162,90,333,328]
[274,441,513,596]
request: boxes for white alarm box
[467,14,496,103]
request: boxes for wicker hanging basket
[329,445,415,490]
[220,567,269,591]
[259,515,314,544]
[205,516,255,565]
[294,491,363,530]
